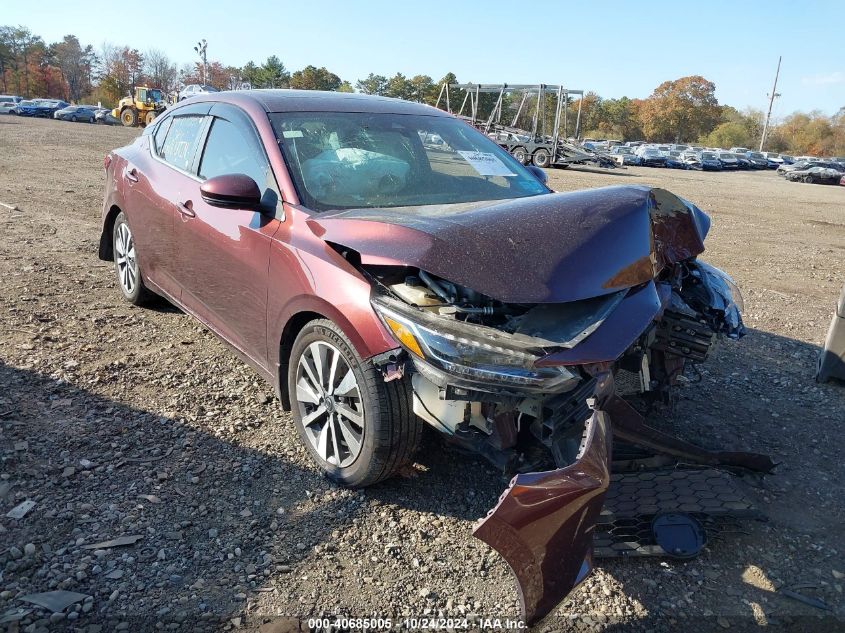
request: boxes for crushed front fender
[473,410,612,625]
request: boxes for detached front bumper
[473,409,612,625]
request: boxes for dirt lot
[1,115,844,632]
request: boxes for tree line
[1,24,842,155]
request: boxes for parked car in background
[717,152,740,170]
[33,99,69,117]
[779,155,795,164]
[95,109,121,125]
[784,165,843,184]
[609,146,641,165]
[636,147,666,166]
[0,95,22,114]
[777,160,813,175]
[665,150,687,169]
[97,89,764,625]
[54,105,97,123]
[761,152,784,167]
[729,147,750,154]
[15,100,40,116]
[697,151,723,171]
[744,152,769,169]
[734,154,752,170]
[177,84,219,101]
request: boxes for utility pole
[759,56,782,152]
[194,39,208,85]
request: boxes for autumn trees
[1,21,842,155]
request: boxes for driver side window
[198,116,269,189]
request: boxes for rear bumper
[473,408,612,625]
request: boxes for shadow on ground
[2,323,844,632]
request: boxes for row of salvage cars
[777,159,845,185]
[101,89,778,625]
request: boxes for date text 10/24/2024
[306,617,528,630]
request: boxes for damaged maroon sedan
[99,90,772,624]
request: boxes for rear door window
[159,115,206,173]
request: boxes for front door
[172,104,281,369]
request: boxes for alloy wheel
[115,223,138,295]
[295,341,364,468]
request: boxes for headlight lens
[372,296,578,392]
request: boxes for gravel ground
[1,116,844,633]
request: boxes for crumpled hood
[308,185,710,303]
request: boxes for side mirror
[200,174,261,209]
[526,164,548,185]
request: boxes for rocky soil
[1,116,844,632]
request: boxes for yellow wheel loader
[112,86,167,128]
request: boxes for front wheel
[120,108,137,127]
[802,174,814,184]
[288,319,422,487]
[70,115,77,122]
[112,212,155,305]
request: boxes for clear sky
[5,0,844,116]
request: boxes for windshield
[269,111,548,211]
[719,153,734,159]
[701,152,716,159]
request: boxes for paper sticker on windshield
[458,151,516,177]
[283,130,304,138]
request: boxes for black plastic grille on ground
[594,468,762,558]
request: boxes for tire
[120,108,137,127]
[144,111,156,126]
[802,175,814,184]
[512,147,529,165]
[532,148,551,168]
[112,212,155,305]
[89,116,95,124]
[288,319,422,487]
[70,115,77,122]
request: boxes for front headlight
[372,296,579,393]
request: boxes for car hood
[308,185,710,303]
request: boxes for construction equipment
[112,86,167,128]
[435,83,616,169]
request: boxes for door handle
[177,200,195,218]
[125,168,139,183]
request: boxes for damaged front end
[316,186,773,624]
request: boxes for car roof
[187,89,450,117]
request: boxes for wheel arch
[277,310,325,410]
[273,295,397,411]
[98,204,122,261]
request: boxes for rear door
[124,105,211,300]
[172,102,281,369]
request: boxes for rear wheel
[112,212,155,305]
[144,111,157,126]
[802,174,814,184]
[512,147,529,165]
[533,148,551,168]
[288,319,421,487]
[120,108,137,127]
[70,115,77,122]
